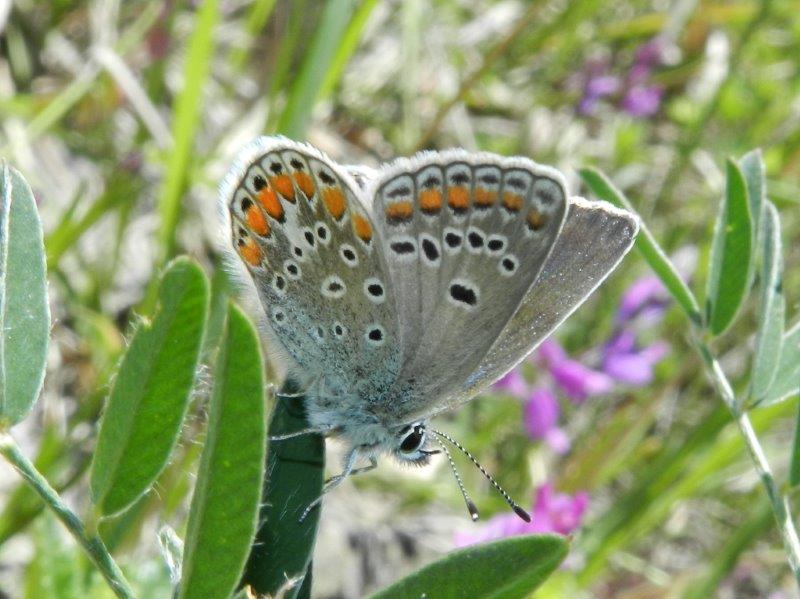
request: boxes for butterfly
[220,136,638,521]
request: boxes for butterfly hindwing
[419,196,639,420]
[370,151,569,423]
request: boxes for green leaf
[750,202,784,403]
[0,163,50,427]
[241,386,325,598]
[705,159,753,335]
[739,149,765,241]
[371,535,568,599]
[180,303,266,599]
[578,167,702,325]
[790,401,800,487]
[760,321,800,406]
[90,258,209,516]
[275,0,355,138]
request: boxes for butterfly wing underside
[220,137,400,400]
[429,196,640,419]
[368,151,569,424]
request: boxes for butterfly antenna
[431,429,531,523]
[432,436,479,521]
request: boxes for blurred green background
[0,0,798,596]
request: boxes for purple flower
[616,275,669,325]
[538,340,614,403]
[621,84,663,117]
[578,74,621,115]
[633,38,665,69]
[493,369,529,399]
[531,483,590,536]
[524,388,570,454]
[602,331,669,386]
[454,483,590,547]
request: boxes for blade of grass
[579,166,702,325]
[228,0,279,72]
[274,0,355,138]
[18,2,161,146]
[46,175,140,267]
[156,0,219,263]
[318,0,380,101]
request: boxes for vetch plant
[581,150,800,584]
[0,164,268,598]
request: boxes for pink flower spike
[602,334,670,386]
[537,339,567,367]
[494,369,529,398]
[616,276,668,325]
[550,358,614,403]
[523,388,559,439]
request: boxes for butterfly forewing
[222,137,400,400]
[369,151,568,423]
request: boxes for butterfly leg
[268,425,333,441]
[298,449,376,521]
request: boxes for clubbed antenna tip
[431,429,532,524]
[513,505,531,523]
[467,500,480,522]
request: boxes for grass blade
[0,164,50,427]
[318,0,380,100]
[90,258,209,516]
[275,0,355,138]
[750,202,784,403]
[241,385,325,598]
[370,535,568,599]
[179,303,266,599]
[579,167,702,325]
[705,159,753,335]
[157,0,219,260]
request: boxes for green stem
[0,433,135,598]
[692,333,800,585]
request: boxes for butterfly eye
[399,424,426,454]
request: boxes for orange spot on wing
[270,175,295,201]
[294,171,315,198]
[447,186,470,212]
[419,189,442,214]
[245,205,270,236]
[527,207,546,231]
[239,238,262,266]
[502,192,523,212]
[257,188,284,220]
[352,213,373,243]
[322,187,347,220]
[475,187,497,208]
[385,200,414,223]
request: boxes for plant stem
[0,433,135,599]
[692,333,800,585]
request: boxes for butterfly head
[393,421,438,466]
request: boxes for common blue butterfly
[220,137,638,520]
